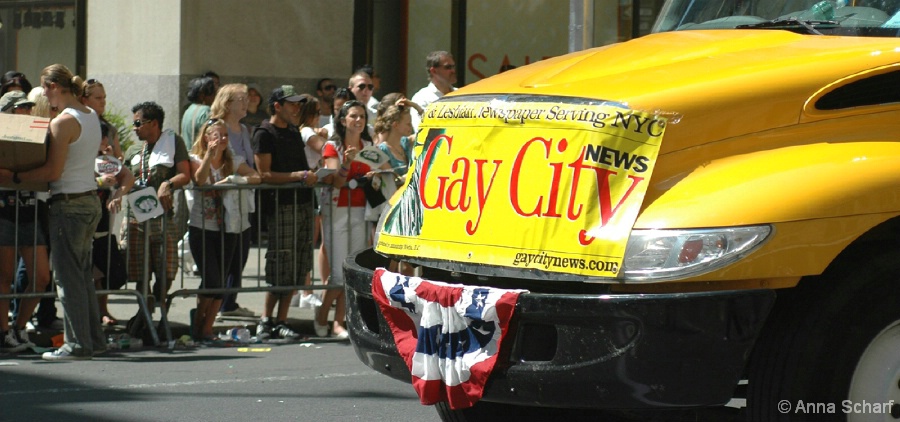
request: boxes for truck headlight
[621,226,771,281]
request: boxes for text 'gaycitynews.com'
[778,400,897,415]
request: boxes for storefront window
[0,2,79,83]
[598,0,667,45]
[406,0,666,92]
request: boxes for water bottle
[107,334,121,349]
[220,327,251,343]
[108,334,143,349]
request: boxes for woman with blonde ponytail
[0,64,105,361]
[187,119,260,341]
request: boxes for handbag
[360,175,387,207]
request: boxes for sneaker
[1,330,28,353]
[256,318,274,341]
[273,322,302,341]
[313,321,330,337]
[42,349,92,361]
[16,328,35,348]
[221,307,256,318]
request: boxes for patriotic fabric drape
[371,268,526,409]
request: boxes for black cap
[268,85,304,105]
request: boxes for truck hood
[450,30,900,155]
[379,30,900,279]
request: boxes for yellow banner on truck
[376,97,666,277]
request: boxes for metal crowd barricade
[0,180,378,349]
[161,181,364,348]
[0,190,159,346]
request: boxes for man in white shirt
[410,51,458,131]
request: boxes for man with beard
[315,78,336,128]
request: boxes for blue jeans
[11,256,58,326]
[221,228,251,311]
[49,194,102,356]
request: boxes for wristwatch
[12,172,21,184]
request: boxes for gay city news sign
[376,98,666,278]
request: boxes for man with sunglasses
[124,102,191,312]
[356,64,381,124]
[410,50,458,131]
[315,78,336,128]
[0,90,35,115]
[348,71,377,125]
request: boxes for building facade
[0,0,664,133]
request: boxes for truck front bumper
[344,249,775,409]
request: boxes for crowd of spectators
[0,50,457,356]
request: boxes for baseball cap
[268,85,304,105]
[0,90,35,113]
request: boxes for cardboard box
[0,113,49,191]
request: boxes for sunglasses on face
[15,104,33,111]
[323,84,337,91]
[437,64,456,70]
[133,119,152,128]
[355,83,374,91]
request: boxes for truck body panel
[344,1,900,418]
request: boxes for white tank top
[51,107,102,194]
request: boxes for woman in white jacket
[187,119,260,341]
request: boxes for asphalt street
[0,245,436,421]
[0,331,431,422]
[0,245,746,422]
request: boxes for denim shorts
[0,218,46,247]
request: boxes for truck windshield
[652,0,900,36]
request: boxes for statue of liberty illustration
[383,128,447,236]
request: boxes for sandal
[102,315,118,326]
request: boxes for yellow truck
[344,0,900,420]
